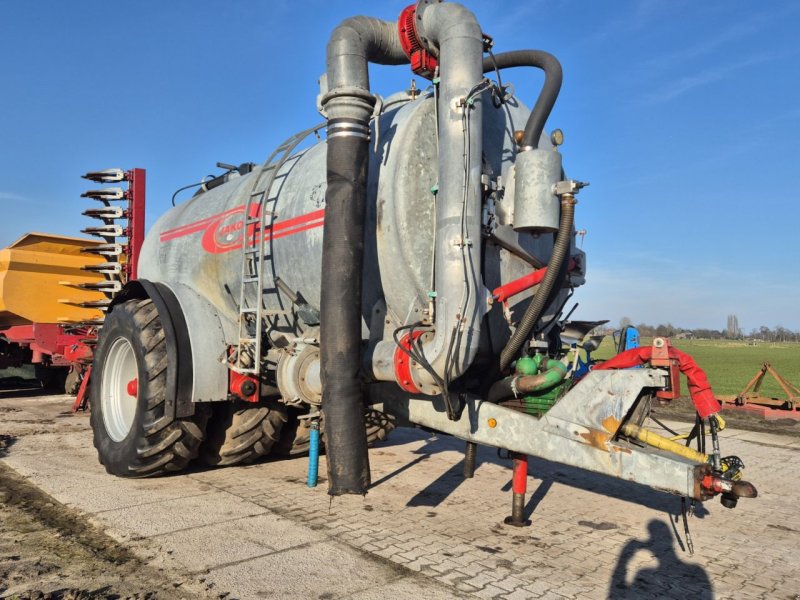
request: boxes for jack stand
[463,441,477,478]
[504,452,531,527]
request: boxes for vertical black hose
[320,127,371,495]
[499,198,574,372]
[482,50,562,149]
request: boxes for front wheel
[90,298,208,477]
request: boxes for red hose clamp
[394,331,425,393]
[398,4,438,79]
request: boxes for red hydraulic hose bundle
[593,346,721,419]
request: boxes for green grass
[592,337,800,398]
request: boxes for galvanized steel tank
[138,90,567,354]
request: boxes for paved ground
[1,392,799,599]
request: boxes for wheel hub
[101,337,139,442]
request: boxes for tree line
[606,318,800,342]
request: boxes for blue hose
[307,421,320,488]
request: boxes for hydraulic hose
[488,359,567,403]
[499,196,575,372]
[482,50,563,149]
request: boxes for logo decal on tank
[159,206,325,254]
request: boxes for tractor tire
[90,298,209,477]
[201,399,288,466]
[275,408,395,456]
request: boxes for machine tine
[82,168,125,183]
[81,243,124,257]
[81,187,126,201]
[81,224,124,237]
[83,206,124,219]
[59,298,112,309]
[81,262,122,275]
[59,280,122,293]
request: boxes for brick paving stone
[474,584,510,599]
[463,571,502,590]
[501,589,543,600]
[521,579,553,596]
[494,575,529,592]
[3,397,798,600]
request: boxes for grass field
[592,338,800,399]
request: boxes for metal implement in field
[84,1,758,525]
[719,362,800,420]
[0,169,146,402]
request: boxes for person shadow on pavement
[609,519,713,599]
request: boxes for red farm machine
[82,1,756,523]
[0,169,144,409]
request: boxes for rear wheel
[275,407,395,456]
[90,298,209,477]
[201,399,288,466]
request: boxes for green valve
[431,184,439,195]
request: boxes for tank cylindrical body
[139,92,565,362]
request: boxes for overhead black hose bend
[499,197,575,372]
[482,50,563,149]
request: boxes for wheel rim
[101,336,139,442]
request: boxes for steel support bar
[504,453,531,527]
[370,369,704,500]
[126,168,146,281]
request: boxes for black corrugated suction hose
[481,49,568,372]
[482,50,563,149]
[320,126,371,496]
[499,198,574,372]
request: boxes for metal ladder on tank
[233,123,325,375]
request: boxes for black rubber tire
[201,399,288,466]
[275,408,395,456]
[90,298,209,477]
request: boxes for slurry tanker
[86,1,756,523]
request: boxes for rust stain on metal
[601,415,620,434]
[579,428,611,450]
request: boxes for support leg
[463,441,477,478]
[504,452,531,527]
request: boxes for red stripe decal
[159,204,325,254]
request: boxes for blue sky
[1,1,798,332]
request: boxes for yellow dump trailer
[0,232,105,327]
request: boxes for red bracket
[394,331,425,393]
[230,370,259,403]
[398,4,438,80]
[651,338,681,401]
[72,365,92,412]
[125,168,146,280]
